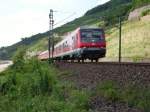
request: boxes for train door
[72,34,78,50]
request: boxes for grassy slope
[0,0,132,60]
[106,19,150,60]
[30,18,150,61]
[28,37,48,52]
[0,54,149,112]
[1,0,150,60]
[0,58,90,112]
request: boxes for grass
[0,48,149,111]
[95,81,150,112]
[95,81,121,102]
[26,19,150,62]
[28,37,48,53]
[141,9,150,17]
[0,48,90,112]
[106,20,150,61]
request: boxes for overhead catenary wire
[54,12,76,26]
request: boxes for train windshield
[80,29,104,43]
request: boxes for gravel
[56,62,150,112]
[56,62,150,89]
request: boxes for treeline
[1,0,150,60]
[85,0,131,16]
[54,0,132,34]
[0,48,90,112]
[0,32,48,60]
[132,0,150,8]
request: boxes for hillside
[0,0,150,60]
[106,18,150,61]
[0,0,132,60]
[1,51,149,112]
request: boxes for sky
[0,0,110,48]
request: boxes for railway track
[55,62,150,112]
[56,61,150,89]
[55,61,150,66]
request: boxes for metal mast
[48,9,54,64]
[119,17,122,63]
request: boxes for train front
[78,28,106,61]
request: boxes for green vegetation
[95,81,150,112]
[106,20,150,61]
[0,0,132,59]
[28,37,48,53]
[141,9,150,17]
[0,0,150,60]
[132,0,150,9]
[0,48,149,111]
[0,48,90,112]
[95,81,121,102]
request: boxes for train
[38,26,106,62]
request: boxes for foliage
[12,46,26,72]
[0,52,90,112]
[96,81,121,102]
[132,0,150,9]
[0,0,132,60]
[106,20,150,59]
[1,0,150,60]
[122,85,150,112]
[95,81,150,112]
[141,9,150,16]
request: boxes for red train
[38,26,106,62]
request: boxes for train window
[80,29,103,43]
[93,31,103,41]
[66,41,68,47]
[81,32,92,38]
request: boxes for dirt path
[0,61,13,72]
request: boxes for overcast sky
[0,0,110,47]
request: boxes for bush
[69,90,90,109]
[0,53,90,112]
[122,85,150,112]
[95,81,150,112]
[141,9,150,17]
[96,81,121,102]
[12,46,26,72]
[132,0,150,9]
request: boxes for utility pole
[119,17,122,63]
[49,9,54,64]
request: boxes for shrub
[141,9,150,17]
[122,85,150,112]
[95,80,150,111]
[69,90,90,110]
[0,55,91,112]
[12,46,26,72]
[132,56,142,62]
[96,80,121,102]
[121,85,140,107]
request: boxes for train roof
[78,26,101,30]
[39,50,48,55]
[54,26,103,48]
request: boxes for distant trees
[132,0,150,8]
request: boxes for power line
[54,12,76,26]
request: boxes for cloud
[0,9,49,47]
[97,0,110,5]
[0,0,110,47]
